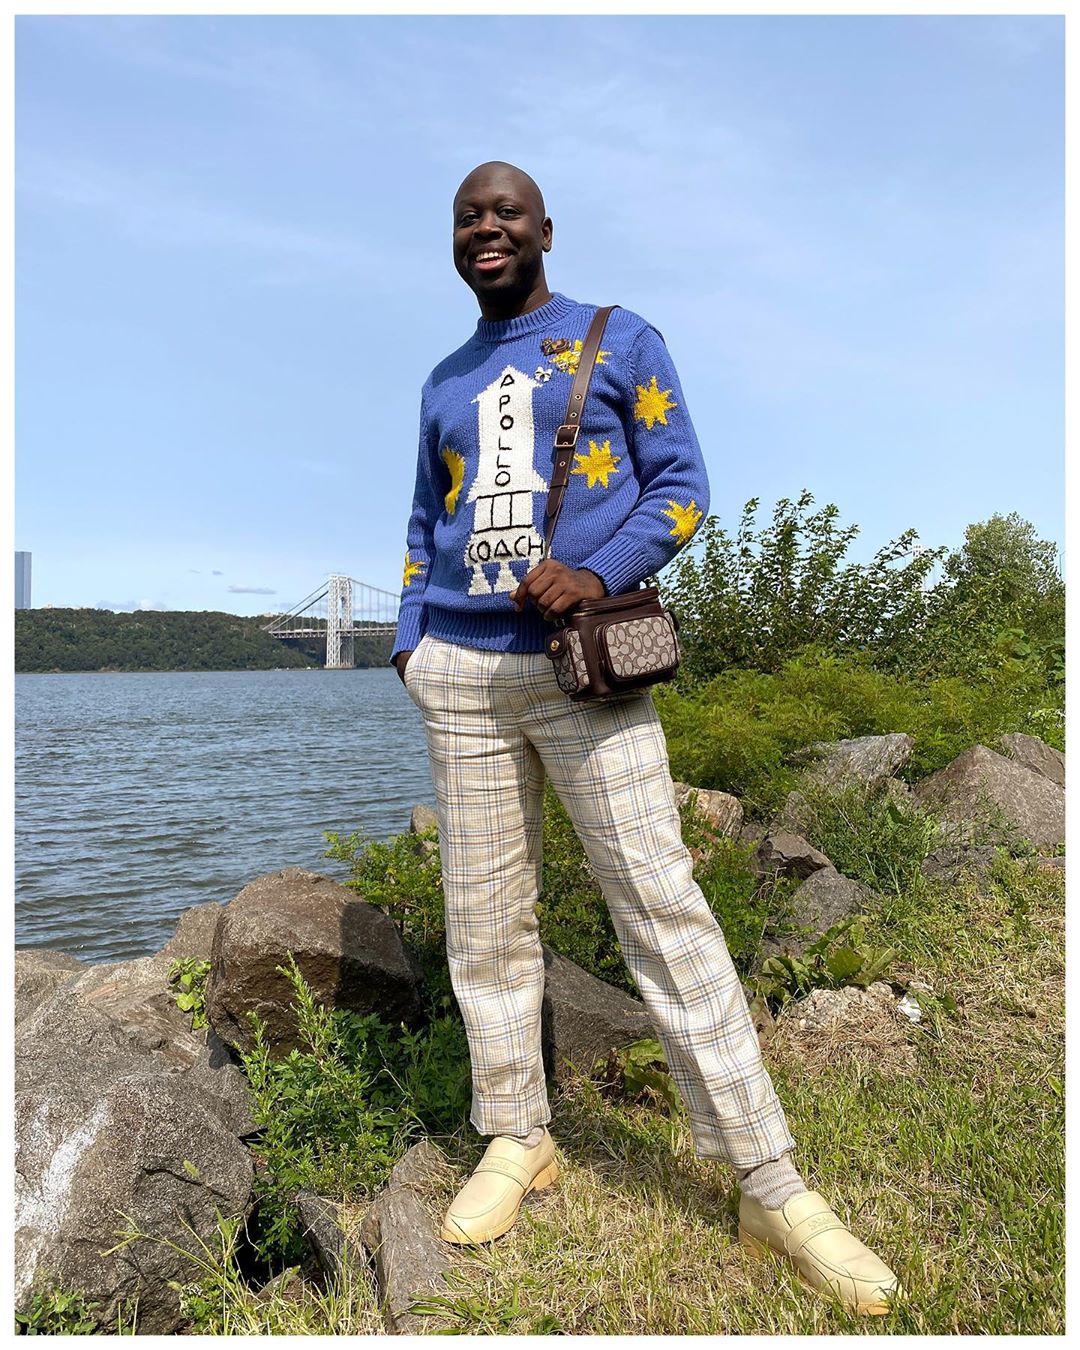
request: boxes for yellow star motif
[552,340,611,375]
[571,439,621,489]
[442,446,465,514]
[634,375,678,430]
[661,499,703,545]
[402,549,425,587]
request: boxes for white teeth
[477,252,507,261]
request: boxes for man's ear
[542,216,553,251]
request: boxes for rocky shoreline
[14,732,1064,1333]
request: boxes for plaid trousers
[403,632,796,1169]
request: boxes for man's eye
[456,214,477,227]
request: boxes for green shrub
[167,957,212,1031]
[785,777,942,899]
[663,490,945,680]
[662,492,1064,704]
[237,953,471,1263]
[14,1286,103,1336]
[655,645,1062,820]
[752,916,899,1014]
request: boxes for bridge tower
[325,574,355,669]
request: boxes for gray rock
[410,804,440,834]
[156,901,226,963]
[205,869,424,1057]
[358,1141,458,1334]
[737,820,771,850]
[776,736,917,840]
[295,1191,349,1283]
[913,745,1065,852]
[672,781,743,837]
[63,953,206,1068]
[1034,855,1066,873]
[998,732,1065,788]
[540,945,655,1081]
[15,978,253,1334]
[883,777,916,807]
[755,831,833,880]
[796,733,915,788]
[757,867,878,964]
[920,843,999,887]
[15,948,84,1020]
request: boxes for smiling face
[452,162,553,320]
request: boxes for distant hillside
[14,608,395,673]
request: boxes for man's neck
[477,279,553,323]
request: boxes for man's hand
[394,650,413,683]
[510,561,606,622]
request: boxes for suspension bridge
[261,575,400,669]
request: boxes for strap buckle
[554,423,580,449]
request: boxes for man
[389,160,903,1317]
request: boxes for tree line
[15,608,396,673]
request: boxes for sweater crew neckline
[473,291,579,343]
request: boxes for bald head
[452,161,553,319]
[455,161,546,219]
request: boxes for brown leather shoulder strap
[542,304,618,558]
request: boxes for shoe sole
[440,1159,561,1245]
[738,1226,901,1317]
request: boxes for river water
[15,669,435,963]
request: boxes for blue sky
[14,14,1064,614]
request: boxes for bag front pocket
[597,614,681,682]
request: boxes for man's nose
[474,212,504,237]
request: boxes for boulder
[410,804,440,835]
[14,964,254,1334]
[737,820,771,850]
[540,945,655,1081]
[672,781,743,837]
[14,948,84,1021]
[205,869,424,1057]
[757,867,879,964]
[998,733,1065,788]
[754,831,832,880]
[776,735,917,840]
[912,746,1065,852]
[920,843,998,888]
[793,733,915,789]
[295,1191,351,1284]
[156,901,226,963]
[358,1141,458,1334]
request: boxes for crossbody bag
[540,304,682,701]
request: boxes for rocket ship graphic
[465,365,549,595]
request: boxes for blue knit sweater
[389,291,710,663]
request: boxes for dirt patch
[765,984,919,1079]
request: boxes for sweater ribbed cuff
[389,605,426,666]
[578,532,653,598]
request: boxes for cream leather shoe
[739,1189,905,1316]
[440,1130,560,1245]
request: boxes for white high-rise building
[15,552,31,609]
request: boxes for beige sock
[502,1124,545,1148]
[736,1151,808,1209]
